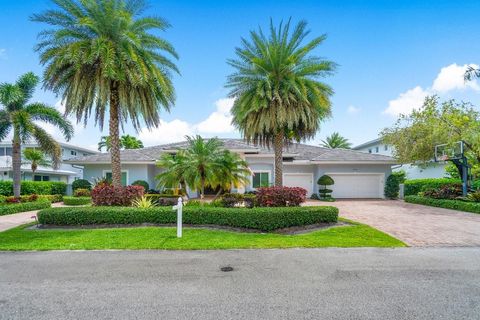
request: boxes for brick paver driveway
[325,200,480,247]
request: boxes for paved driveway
[326,200,480,247]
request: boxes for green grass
[0,220,405,251]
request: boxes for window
[384,145,388,151]
[0,148,4,156]
[375,146,379,153]
[368,149,372,154]
[105,171,128,186]
[34,175,50,181]
[252,172,269,188]
[5,148,12,156]
[70,150,77,156]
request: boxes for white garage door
[284,174,314,195]
[328,174,383,199]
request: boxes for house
[353,138,447,179]
[0,140,98,184]
[66,139,396,199]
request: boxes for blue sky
[1,0,480,150]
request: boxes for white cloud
[346,105,360,115]
[384,86,429,117]
[0,49,6,59]
[384,63,480,117]
[195,97,235,133]
[432,63,480,92]
[139,119,193,146]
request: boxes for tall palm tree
[183,135,223,199]
[155,150,189,198]
[211,150,250,198]
[23,149,51,179]
[33,0,179,187]
[0,72,73,197]
[98,134,143,151]
[226,19,336,186]
[321,132,351,149]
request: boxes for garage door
[284,174,314,195]
[328,174,383,199]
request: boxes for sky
[1,0,480,151]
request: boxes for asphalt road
[1,248,479,320]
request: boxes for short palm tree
[0,72,73,197]
[23,149,52,179]
[321,132,351,149]
[182,136,224,199]
[98,134,143,151]
[155,150,189,197]
[226,19,336,186]
[33,0,178,187]
[211,150,250,197]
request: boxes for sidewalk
[0,203,63,232]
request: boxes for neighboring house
[66,139,396,199]
[353,138,447,179]
[0,140,98,184]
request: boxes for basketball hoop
[438,155,449,161]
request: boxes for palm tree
[155,150,189,198]
[98,134,143,151]
[321,132,351,149]
[226,19,336,186]
[0,72,73,197]
[23,149,51,179]
[211,150,250,198]
[121,135,143,149]
[33,0,178,187]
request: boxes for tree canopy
[321,132,351,149]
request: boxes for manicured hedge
[0,181,67,196]
[403,178,461,196]
[37,206,339,232]
[38,194,63,203]
[405,196,480,214]
[63,196,92,206]
[0,200,51,216]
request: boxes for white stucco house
[66,139,396,199]
[0,140,98,184]
[353,138,447,179]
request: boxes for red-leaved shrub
[91,183,144,206]
[255,187,307,207]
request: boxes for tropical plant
[98,134,144,151]
[33,0,179,187]
[22,149,51,179]
[211,149,250,198]
[226,19,336,186]
[132,195,156,208]
[131,180,149,191]
[321,132,351,149]
[155,150,189,197]
[72,179,92,191]
[0,72,73,197]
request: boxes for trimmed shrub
[37,205,339,231]
[132,180,149,192]
[63,196,91,206]
[72,179,92,191]
[0,181,67,196]
[405,196,480,214]
[256,187,307,207]
[392,170,407,184]
[467,191,480,202]
[384,175,400,199]
[0,200,51,216]
[91,183,144,206]
[310,193,320,200]
[73,188,91,197]
[317,175,334,200]
[37,194,63,203]
[403,178,461,196]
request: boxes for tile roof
[65,138,395,164]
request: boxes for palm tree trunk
[273,131,284,187]
[31,163,37,181]
[109,83,122,187]
[12,133,22,198]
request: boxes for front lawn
[0,221,405,251]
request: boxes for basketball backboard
[434,141,464,162]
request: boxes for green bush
[73,188,91,197]
[37,194,63,203]
[405,196,480,214]
[63,196,91,206]
[37,206,339,232]
[0,200,51,216]
[317,175,334,200]
[392,170,407,184]
[132,180,149,191]
[403,178,461,196]
[72,179,92,191]
[0,181,67,196]
[384,175,400,199]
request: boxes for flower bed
[0,200,51,216]
[37,206,339,232]
[404,195,480,214]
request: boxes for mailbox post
[172,197,183,238]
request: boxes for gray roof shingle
[66,138,395,164]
